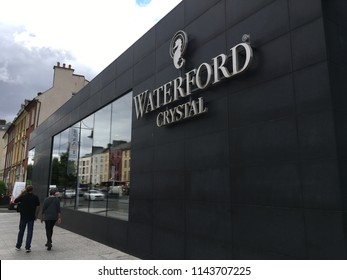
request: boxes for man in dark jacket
[14,185,40,252]
[41,188,61,251]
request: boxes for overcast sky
[0,0,181,123]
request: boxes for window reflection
[26,148,35,185]
[50,127,78,207]
[50,91,132,221]
[76,115,94,211]
[107,93,132,220]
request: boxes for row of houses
[78,141,131,186]
[0,62,89,194]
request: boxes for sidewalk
[0,208,138,260]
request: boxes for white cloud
[0,0,182,122]
[0,62,16,84]
[1,0,181,73]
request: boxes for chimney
[54,62,61,69]
[53,62,74,71]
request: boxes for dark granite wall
[322,0,347,259]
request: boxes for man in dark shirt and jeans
[14,185,40,253]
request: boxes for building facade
[3,63,88,192]
[29,0,347,259]
[3,99,43,190]
[36,62,89,126]
[0,120,10,185]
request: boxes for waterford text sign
[133,31,253,127]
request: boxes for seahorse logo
[170,30,188,70]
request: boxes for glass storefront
[50,92,132,221]
[26,148,35,185]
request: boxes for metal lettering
[145,91,155,113]
[196,62,213,89]
[133,90,148,119]
[173,76,185,100]
[185,69,196,96]
[156,111,164,127]
[134,36,253,126]
[163,81,173,105]
[231,43,253,75]
[212,53,232,84]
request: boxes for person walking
[41,188,61,251]
[14,185,40,253]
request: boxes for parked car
[108,185,122,197]
[64,189,76,198]
[77,187,88,197]
[83,190,105,201]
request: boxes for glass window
[26,148,35,185]
[50,126,78,207]
[107,93,132,219]
[75,115,94,211]
[31,109,35,126]
[50,91,132,221]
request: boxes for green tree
[0,180,6,195]
[51,152,77,189]
[26,164,33,185]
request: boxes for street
[61,196,129,220]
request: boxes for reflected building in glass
[49,93,132,220]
